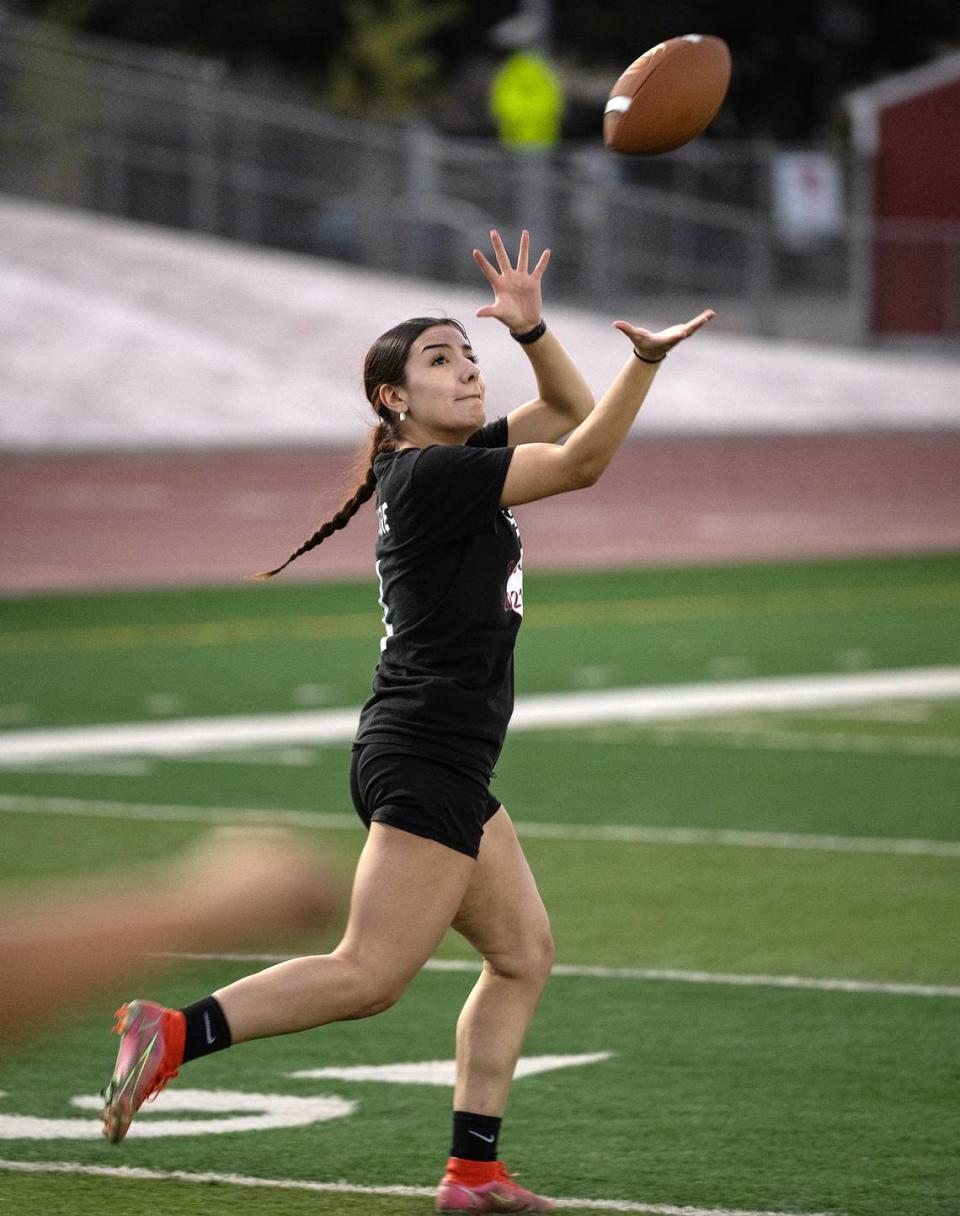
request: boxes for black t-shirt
[353,417,522,777]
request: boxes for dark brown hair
[254,316,469,579]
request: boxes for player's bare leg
[451,806,555,1116]
[214,823,475,1042]
[436,808,556,1211]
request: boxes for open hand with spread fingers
[613,309,716,363]
[473,229,550,334]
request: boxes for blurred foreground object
[0,828,342,1042]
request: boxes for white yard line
[0,792,954,860]
[598,724,960,759]
[0,708,360,763]
[160,953,960,1000]
[513,821,960,857]
[0,794,359,832]
[2,793,960,858]
[0,1158,833,1215]
[0,667,959,764]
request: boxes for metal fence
[1,12,957,344]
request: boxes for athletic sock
[180,996,233,1063]
[451,1110,502,1162]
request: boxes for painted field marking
[0,613,377,655]
[8,719,959,770]
[186,746,317,767]
[289,1053,612,1085]
[0,1057,603,1142]
[0,1090,354,1140]
[292,683,338,706]
[1,667,960,764]
[0,793,358,832]
[509,821,960,857]
[575,709,960,759]
[0,759,154,777]
[142,693,185,716]
[631,724,960,759]
[811,702,935,722]
[0,1158,835,1215]
[3,793,960,859]
[2,578,958,654]
[163,954,960,1000]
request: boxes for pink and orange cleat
[437,1158,555,1212]
[100,999,185,1143]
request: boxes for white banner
[772,151,844,244]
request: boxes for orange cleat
[100,999,185,1143]
[436,1157,554,1212]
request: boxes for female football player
[101,230,712,1213]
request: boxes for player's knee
[533,927,556,983]
[344,968,412,1019]
[352,988,404,1018]
[489,926,555,986]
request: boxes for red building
[846,51,960,340]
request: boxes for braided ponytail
[253,423,394,579]
[253,315,467,580]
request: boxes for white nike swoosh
[468,1131,496,1142]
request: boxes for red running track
[3,433,959,595]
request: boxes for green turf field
[1,554,959,1216]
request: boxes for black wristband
[511,319,547,345]
[633,348,666,364]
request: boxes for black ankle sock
[451,1110,502,1162]
[180,996,232,1063]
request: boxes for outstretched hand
[613,309,715,362]
[473,229,550,333]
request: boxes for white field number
[0,1054,610,1140]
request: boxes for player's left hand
[613,309,715,362]
[473,229,550,334]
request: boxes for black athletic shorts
[349,744,501,860]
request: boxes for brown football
[603,34,731,156]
